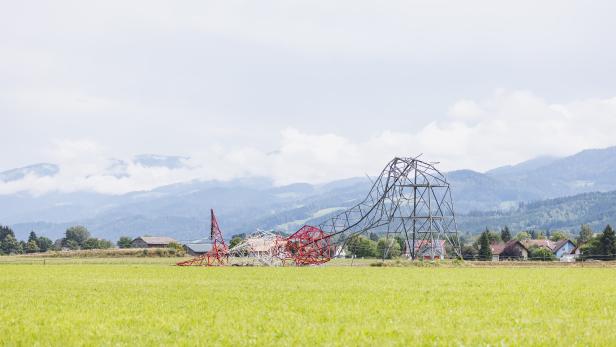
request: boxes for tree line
[0,225,127,255]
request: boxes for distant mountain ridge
[3,146,616,241]
[0,163,59,182]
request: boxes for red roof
[491,240,528,255]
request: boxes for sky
[2,0,616,194]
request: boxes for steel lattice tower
[318,156,461,260]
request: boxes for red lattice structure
[283,225,331,266]
[177,209,228,266]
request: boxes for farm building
[183,243,213,256]
[413,239,446,260]
[490,240,529,261]
[131,236,177,248]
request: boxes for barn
[131,236,177,248]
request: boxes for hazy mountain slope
[0,163,58,182]
[486,156,558,177]
[488,147,616,198]
[457,190,616,233]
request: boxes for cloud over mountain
[2,90,616,195]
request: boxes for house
[571,245,583,259]
[184,243,213,256]
[490,240,529,261]
[413,239,446,260]
[523,239,555,251]
[522,239,576,259]
[131,236,177,248]
[553,239,576,259]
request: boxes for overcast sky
[2,1,616,194]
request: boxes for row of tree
[345,235,403,259]
[580,225,616,259]
[1,226,54,255]
[0,225,122,255]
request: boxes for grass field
[1,262,615,346]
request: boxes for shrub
[529,246,556,261]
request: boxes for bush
[117,236,133,249]
[529,246,556,261]
[376,238,401,259]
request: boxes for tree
[348,236,377,258]
[578,224,594,244]
[535,231,546,240]
[529,246,556,261]
[37,237,53,252]
[478,231,492,261]
[598,225,616,258]
[25,240,39,253]
[501,226,512,242]
[1,234,21,254]
[369,232,379,242]
[82,238,100,250]
[97,239,113,249]
[117,236,133,249]
[530,230,537,240]
[484,229,501,243]
[65,239,80,250]
[229,236,243,249]
[515,231,531,241]
[461,245,478,259]
[394,236,406,254]
[0,225,14,241]
[64,226,91,248]
[550,231,568,242]
[28,231,38,245]
[377,238,401,259]
[82,238,113,250]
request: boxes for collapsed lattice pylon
[228,230,285,266]
[282,225,331,266]
[177,209,228,266]
[317,156,462,260]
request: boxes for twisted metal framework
[318,156,461,260]
[177,209,228,266]
[283,225,331,266]
[228,230,284,266]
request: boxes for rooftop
[134,236,177,245]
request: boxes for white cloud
[2,90,616,195]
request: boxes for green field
[1,262,615,346]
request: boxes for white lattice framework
[228,230,285,266]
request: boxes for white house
[553,239,576,259]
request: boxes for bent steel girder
[317,156,461,260]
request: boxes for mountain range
[2,147,616,241]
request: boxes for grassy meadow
[1,262,615,346]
